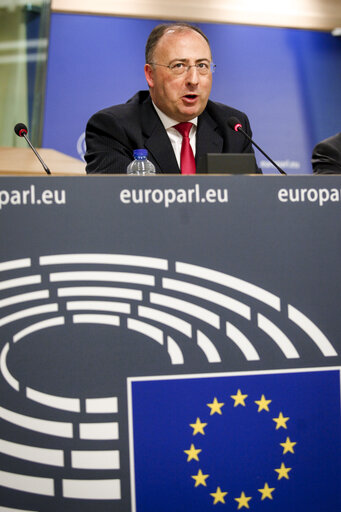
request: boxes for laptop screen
[197,153,259,174]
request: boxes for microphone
[14,123,51,175]
[228,117,286,175]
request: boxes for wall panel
[51,0,341,31]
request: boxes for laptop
[197,153,258,174]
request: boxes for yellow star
[184,443,202,462]
[272,412,289,429]
[190,417,207,435]
[234,491,252,509]
[191,469,209,487]
[280,437,297,454]
[255,394,272,412]
[275,462,292,480]
[258,482,275,500]
[207,397,225,415]
[230,389,248,407]
[210,486,228,504]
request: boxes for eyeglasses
[149,62,216,76]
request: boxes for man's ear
[144,63,154,87]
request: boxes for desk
[0,147,86,175]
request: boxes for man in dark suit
[312,133,341,174]
[85,23,255,174]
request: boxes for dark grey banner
[0,176,340,511]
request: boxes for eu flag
[129,370,341,511]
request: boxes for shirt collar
[152,101,198,130]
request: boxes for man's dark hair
[145,23,211,63]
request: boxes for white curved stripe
[197,330,221,363]
[127,318,163,345]
[0,304,58,327]
[0,290,49,309]
[40,253,168,270]
[62,478,121,500]
[58,286,142,300]
[0,470,54,496]
[167,337,184,365]
[226,322,260,361]
[138,306,192,337]
[0,406,73,438]
[288,305,337,356]
[0,439,64,467]
[13,317,65,343]
[163,278,250,319]
[258,313,300,358]
[0,506,37,511]
[26,387,80,412]
[50,271,154,286]
[71,450,120,470]
[150,292,220,329]
[67,300,130,314]
[79,422,119,440]
[0,275,41,292]
[86,397,118,414]
[73,314,120,327]
[176,262,281,311]
[0,343,19,391]
[0,259,31,272]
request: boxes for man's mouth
[183,94,198,101]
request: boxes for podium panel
[0,175,340,511]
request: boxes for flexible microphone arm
[14,123,51,175]
[228,117,286,175]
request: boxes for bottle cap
[133,149,148,159]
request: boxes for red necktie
[174,122,196,174]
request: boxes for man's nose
[186,65,200,84]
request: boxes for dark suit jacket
[85,91,256,174]
[312,132,341,174]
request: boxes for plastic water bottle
[127,149,156,175]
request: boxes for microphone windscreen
[14,123,28,136]
[227,117,242,131]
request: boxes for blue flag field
[128,369,341,511]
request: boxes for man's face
[145,29,213,122]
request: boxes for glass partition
[0,0,50,147]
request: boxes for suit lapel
[140,97,223,173]
[141,98,180,174]
[196,110,223,164]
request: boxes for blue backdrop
[42,14,341,174]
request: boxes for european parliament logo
[129,369,341,511]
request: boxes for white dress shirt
[152,102,197,168]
